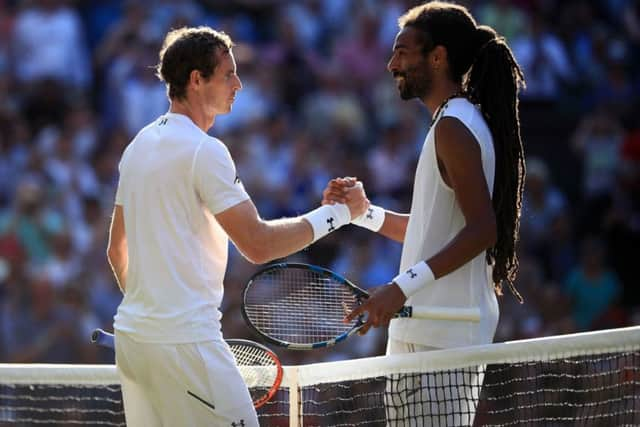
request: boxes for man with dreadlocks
[323,1,526,424]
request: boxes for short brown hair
[156,27,234,100]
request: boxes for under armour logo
[407,269,417,279]
[366,208,373,220]
[327,217,335,231]
[231,421,245,427]
[158,118,168,126]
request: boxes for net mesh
[0,383,290,426]
[1,327,639,426]
[300,352,640,426]
[0,383,124,426]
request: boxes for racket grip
[91,328,115,349]
[398,306,481,322]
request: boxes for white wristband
[303,204,351,243]
[392,261,435,298]
[352,204,385,232]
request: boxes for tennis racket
[241,263,481,350]
[90,329,283,409]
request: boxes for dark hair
[156,27,233,100]
[399,2,526,302]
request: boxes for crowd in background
[0,0,638,365]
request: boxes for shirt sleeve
[193,138,250,215]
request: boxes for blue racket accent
[91,328,114,349]
[308,264,326,275]
[397,306,413,318]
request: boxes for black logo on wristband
[366,208,373,220]
[407,268,417,279]
[327,217,335,231]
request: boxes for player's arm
[369,210,408,242]
[322,178,409,242]
[425,116,497,278]
[216,200,312,264]
[107,204,128,293]
[216,197,367,264]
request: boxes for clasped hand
[321,176,369,220]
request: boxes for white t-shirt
[388,98,500,349]
[113,112,250,343]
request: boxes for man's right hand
[322,177,369,220]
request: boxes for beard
[396,64,432,100]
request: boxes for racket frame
[224,338,283,408]
[241,262,482,350]
[241,263,370,350]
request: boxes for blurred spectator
[11,0,91,90]
[475,0,528,43]
[511,11,573,100]
[520,157,567,253]
[625,0,640,44]
[41,229,81,289]
[2,273,82,363]
[563,236,622,331]
[0,0,14,77]
[571,108,624,200]
[366,121,415,199]
[334,11,387,92]
[119,43,169,136]
[542,212,577,284]
[0,179,61,265]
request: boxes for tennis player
[324,2,526,425]
[106,26,367,427]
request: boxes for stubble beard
[398,65,432,101]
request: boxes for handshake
[321,177,368,220]
[320,177,386,233]
[303,176,386,245]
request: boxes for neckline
[432,92,465,120]
[165,112,196,125]
[428,92,467,131]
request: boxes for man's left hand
[343,282,407,335]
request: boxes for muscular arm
[377,211,409,243]
[216,199,314,264]
[427,117,497,279]
[107,205,128,293]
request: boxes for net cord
[2,327,639,387]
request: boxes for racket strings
[230,344,278,388]
[244,268,360,344]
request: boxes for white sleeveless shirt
[388,98,500,348]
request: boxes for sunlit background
[0,0,638,366]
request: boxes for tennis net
[1,326,639,426]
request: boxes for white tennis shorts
[115,330,259,427]
[385,338,483,427]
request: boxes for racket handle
[398,306,481,322]
[91,328,115,349]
